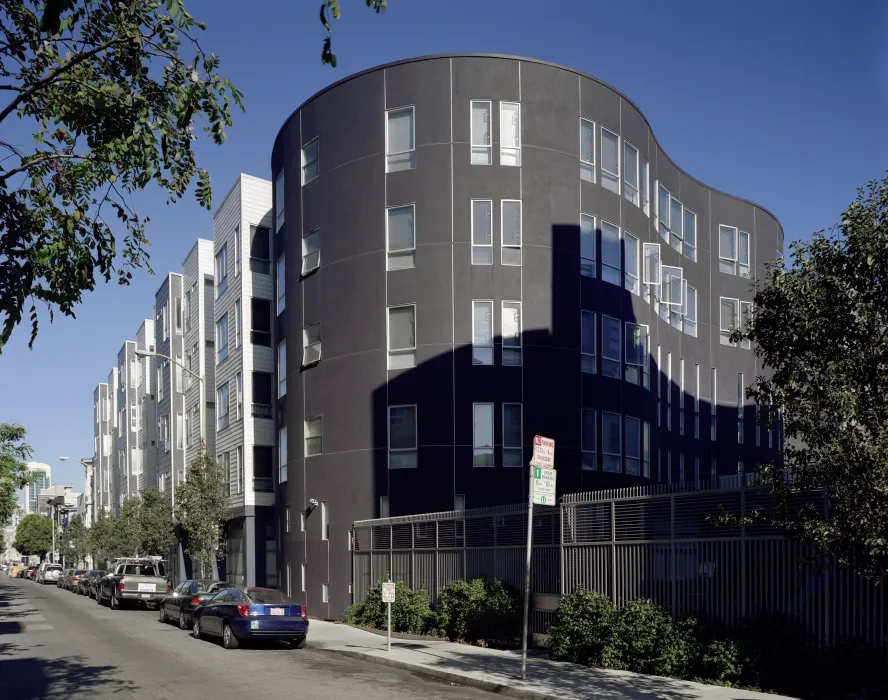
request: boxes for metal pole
[387,574,392,653]
[51,505,56,564]
[521,466,534,681]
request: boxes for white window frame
[683,208,697,262]
[386,203,416,270]
[130,402,137,431]
[600,220,621,286]
[387,304,416,370]
[640,156,650,216]
[719,225,738,275]
[234,300,241,349]
[579,117,596,182]
[388,404,418,469]
[502,301,522,366]
[657,183,671,243]
[471,199,493,266]
[601,315,621,379]
[302,229,320,274]
[600,126,620,194]
[669,194,684,253]
[301,137,319,185]
[581,310,596,374]
[740,301,753,350]
[684,285,698,338]
[302,323,321,366]
[215,245,228,298]
[184,288,192,333]
[739,230,751,278]
[275,169,285,230]
[235,372,243,421]
[175,412,183,451]
[581,408,597,470]
[278,339,287,397]
[623,140,639,206]
[499,101,521,166]
[305,417,322,457]
[602,411,622,473]
[661,265,684,307]
[321,501,329,540]
[502,402,522,468]
[624,323,649,388]
[623,231,639,295]
[470,100,492,165]
[234,227,241,277]
[580,213,596,278]
[216,383,229,431]
[472,300,493,366]
[276,254,286,314]
[216,313,229,364]
[501,199,522,266]
[385,105,416,172]
[642,242,661,303]
[720,297,740,346]
[472,402,494,467]
[279,426,288,483]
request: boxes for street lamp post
[135,350,206,447]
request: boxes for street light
[59,456,94,526]
[134,349,206,446]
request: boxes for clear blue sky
[2,0,886,494]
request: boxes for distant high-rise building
[23,462,51,514]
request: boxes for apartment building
[135,319,157,493]
[22,463,51,515]
[154,273,186,497]
[106,366,119,509]
[213,174,277,588]
[115,340,140,504]
[92,382,112,514]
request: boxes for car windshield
[122,563,165,576]
[243,588,292,605]
[46,566,62,571]
[195,580,227,593]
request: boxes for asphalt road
[0,576,489,700]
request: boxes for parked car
[192,587,308,650]
[9,564,27,578]
[68,570,86,593]
[24,565,38,580]
[37,564,63,585]
[59,568,75,589]
[158,580,229,630]
[82,570,106,598]
[97,558,170,610]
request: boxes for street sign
[381,581,396,603]
[531,435,555,469]
[532,466,556,505]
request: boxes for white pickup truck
[97,558,171,610]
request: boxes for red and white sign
[382,582,396,603]
[531,435,555,469]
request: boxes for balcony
[253,477,273,492]
[251,403,272,419]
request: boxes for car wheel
[192,616,203,639]
[179,612,189,631]
[290,636,307,650]
[222,623,239,650]
[159,606,168,624]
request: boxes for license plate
[137,583,156,592]
[141,593,151,598]
[251,620,259,629]
[269,607,285,616]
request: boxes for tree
[113,497,143,557]
[0,0,242,351]
[738,173,888,579]
[176,448,227,578]
[13,513,53,560]
[87,508,117,567]
[60,514,87,566]
[319,1,387,67]
[0,423,35,527]
[138,487,176,556]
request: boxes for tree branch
[0,152,110,183]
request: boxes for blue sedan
[192,587,308,650]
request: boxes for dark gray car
[158,580,229,630]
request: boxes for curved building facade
[271,55,782,616]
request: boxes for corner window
[472,403,494,467]
[502,403,522,467]
[471,200,493,265]
[502,302,522,366]
[470,100,492,165]
[640,157,650,216]
[624,323,649,388]
[601,221,621,286]
[580,213,596,278]
[739,230,751,278]
[275,169,285,230]
[719,225,738,275]
[581,408,597,470]
[623,141,639,206]
[301,137,318,185]
[302,323,321,366]
[215,245,228,297]
[302,229,320,274]
[277,340,287,397]
[501,199,521,265]
[625,416,641,476]
[216,383,229,431]
[386,106,415,172]
[499,101,520,166]
[600,127,620,194]
[581,310,596,374]
[601,316,621,379]
[602,412,622,473]
[623,232,639,295]
[579,118,595,182]
[279,426,288,483]
[304,417,322,457]
[388,405,417,469]
[276,255,286,314]
[387,305,416,369]
[720,297,740,346]
[387,204,415,270]
[216,314,229,364]
[472,301,493,365]
[684,286,698,338]
[684,209,697,262]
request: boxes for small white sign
[531,435,555,469]
[532,467,556,505]
[137,583,156,592]
[381,581,396,603]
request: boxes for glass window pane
[625,417,640,459]
[643,243,660,285]
[503,303,520,348]
[582,409,596,451]
[739,231,750,264]
[721,299,738,330]
[580,214,595,276]
[581,311,596,355]
[473,404,493,448]
[601,222,620,269]
[502,201,521,246]
[580,119,595,163]
[684,210,696,247]
[472,201,492,245]
[387,206,414,252]
[304,323,321,345]
[658,186,670,225]
[389,406,416,450]
[720,226,736,259]
[388,306,415,351]
[601,129,619,175]
[602,413,621,454]
[625,323,647,366]
[670,199,683,239]
[472,102,490,146]
[624,233,638,292]
[662,266,683,306]
[602,317,620,361]
[685,286,697,322]
[473,302,492,347]
[387,108,414,155]
[624,142,638,187]
[503,404,521,447]
[501,102,520,147]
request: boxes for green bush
[344,579,432,635]
[695,638,747,686]
[608,599,698,679]
[548,588,616,666]
[438,578,521,644]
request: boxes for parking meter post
[521,465,534,681]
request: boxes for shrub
[695,638,747,686]
[608,599,698,679]
[345,579,432,635]
[438,578,521,644]
[548,588,616,666]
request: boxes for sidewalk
[308,621,797,700]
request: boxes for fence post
[435,520,439,600]
[559,503,565,597]
[411,520,415,590]
[670,493,676,614]
[351,528,355,605]
[610,499,617,603]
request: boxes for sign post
[521,436,556,680]
[382,579,396,653]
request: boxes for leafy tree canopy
[176,446,227,579]
[138,487,175,556]
[60,513,87,565]
[319,0,387,67]
[0,423,34,527]
[14,512,53,558]
[740,173,888,579]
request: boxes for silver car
[38,564,63,585]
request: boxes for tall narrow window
[305,417,322,456]
[711,368,718,441]
[216,383,229,430]
[624,323,649,388]
[679,454,685,483]
[234,227,241,277]
[640,157,650,216]
[694,456,700,483]
[670,196,683,252]
[174,297,182,335]
[184,288,192,333]
[279,426,288,483]
[275,169,285,229]
[301,137,319,185]
[739,230,751,278]
[667,352,673,432]
[657,184,671,242]
[387,305,416,369]
[502,302,522,366]
[684,285,697,337]
[737,373,745,445]
[216,314,229,363]
[388,405,417,469]
[471,200,493,265]
[234,300,242,348]
[235,372,243,420]
[581,310,596,374]
[643,242,661,301]
[625,416,640,475]
[250,226,272,274]
[473,403,494,467]
[623,232,639,295]
[601,221,621,286]
[756,405,761,447]
[321,501,329,540]
[601,316,621,379]
[694,364,701,439]
[184,410,192,448]
[472,301,493,365]
[501,200,521,265]
[130,402,137,431]
[386,106,415,172]
[679,359,685,436]
[741,301,753,350]
[580,213,596,277]
[176,412,183,450]
[602,412,621,472]
[276,255,286,314]
[684,209,697,261]
[719,225,738,274]
[277,340,287,397]
[600,127,620,194]
[470,101,492,165]
[720,297,740,346]
[387,204,415,270]
[581,408,596,470]
[623,141,639,206]
[502,403,522,467]
[580,118,595,182]
[215,245,228,297]
[302,323,321,366]
[302,229,320,274]
[500,102,521,166]
[643,422,651,477]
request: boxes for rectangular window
[386,106,415,172]
[278,340,287,397]
[600,127,620,194]
[580,118,595,182]
[643,422,651,477]
[679,454,685,482]
[300,563,306,592]
[624,323,649,388]
[500,101,521,166]
[234,227,241,277]
[301,137,319,185]
[379,496,389,519]
[601,221,621,286]
[251,298,272,346]
[304,417,322,456]
[679,358,686,436]
[174,296,182,335]
[473,403,494,467]
[216,314,229,363]
[250,226,271,274]
[184,410,192,448]
[472,301,493,365]
[740,301,753,350]
[184,288,192,333]
[623,232,639,295]
[388,405,417,469]
[580,310,597,374]
[580,213,596,278]
[501,199,522,265]
[502,302,522,366]
[217,383,229,430]
[695,363,701,439]
[661,265,683,307]
[623,141,639,206]
[657,184,670,242]
[643,242,661,300]
[756,405,761,447]
[279,426,288,483]
[386,204,415,270]
[684,209,697,262]
[503,403,522,467]
[160,415,170,452]
[684,285,697,337]
[176,412,183,450]
[285,507,291,533]
[602,411,621,472]
[667,451,672,484]
[640,157,650,216]
[670,197,683,253]
[581,408,596,470]
[302,323,321,365]
[719,225,738,274]
[215,245,228,297]
[739,230,751,278]
[720,297,740,346]
[276,255,286,314]
[694,456,700,483]
[321,501,329,541]
[302,229,320,274]
[387,305,416,370]
[275,169,285,230]
[470,100,492,165]
[625,416,641,476]
[234,300,241,348]
[601,316,621,379]
[471,200,493,265]
[156,365,163,401]
[235,372,243,420]
[130,402,137,431]
[236,445,243,493]
[711,368,718,441]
